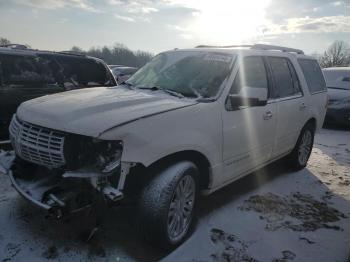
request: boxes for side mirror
[229,86,267,110]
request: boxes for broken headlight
[92,139,123,174]
[63,135,123,173]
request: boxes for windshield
[126,51,235,98]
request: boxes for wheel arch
[304,117,317,132]
[146,150,212,190]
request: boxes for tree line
[1,36,350,68]
[0,37,153,68]
[70,44,153,68]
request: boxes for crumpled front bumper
[8,169,52,210]
[0,152,50,209]
[0,151,127,217]
[0,152,93,217]
[0,150,15,174]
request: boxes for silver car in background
[111,66,138,84]
[323,67,350,127]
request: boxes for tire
[287,123,315,170]
[138,161,199,250]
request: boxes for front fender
[98,103,222,168]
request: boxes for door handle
[263,111,273,120]
[299,103,307,110]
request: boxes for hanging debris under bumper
[1,152,133,218]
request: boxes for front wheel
[138,161,198,250]
[287,123,315,170]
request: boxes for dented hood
[17,86,198,137]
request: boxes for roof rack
[195,44,304,54]
[196,45,253,49]
[0,44,28,50]
[58,50,86,56]
[252,44,304,54]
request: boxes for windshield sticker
[204,54,232,63]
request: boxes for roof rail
[58,50,86,56]
[196,45,253,48]
[195,44,304,54]
[251,44,304,54]
[0,44,28,50]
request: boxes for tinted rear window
[269,57,297,98]
[0,54,56,85]
[298,59,326,93]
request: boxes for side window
[0,54,56,87]
[269,57,298,98]
[287,60,302,94]
[298,59,326,93]
[230,56,268,95]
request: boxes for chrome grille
[9,115,66,168]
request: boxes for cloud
[114,14,135,22]
[141,7,158,13]
[108,0,158,13]
[264,15,350,34]
[265,0,350,22]
[14,0,100,12]
[58,17,69,24]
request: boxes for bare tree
[70,46,85,53]
[0,37,11,46]
[71,43,153,67]
[319,40,350,68]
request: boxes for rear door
[267,56,308,158]
[299,59,327,129]
[222,56,277,182]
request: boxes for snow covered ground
[0,127,349,262]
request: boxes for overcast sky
[1,0,350,55]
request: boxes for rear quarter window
[298,59,326,94]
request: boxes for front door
[221,56,277,183]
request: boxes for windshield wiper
[120,81,135,89]
[137,86,185,98]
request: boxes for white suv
[3,44,327,249]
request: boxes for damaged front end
[3,116,134,218]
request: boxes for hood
[17,86,198,137]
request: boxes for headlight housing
[64,136,123,173]
[92,139,123,174]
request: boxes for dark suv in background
[0,45,116,141]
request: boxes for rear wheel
[138,161,198,250]
[287,123,315,170]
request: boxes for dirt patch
[209,228,259,262]
[42,245,59,260]
[338,180,350,186]
[2,243,21,262]
[239,192,347,232]
[272,250,296,262]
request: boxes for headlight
[92,139,123,174]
